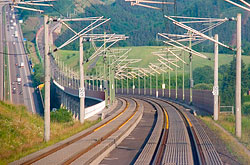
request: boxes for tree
[220,58,249,105]
[193,65,213,85]
[33,64,44,87]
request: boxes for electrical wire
[0,45,44,55]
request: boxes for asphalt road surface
[3,6,40,113]
[0,4,5,100]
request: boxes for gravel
[197,117,241,165]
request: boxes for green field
[55,46,250,72]
[54,50,79,70]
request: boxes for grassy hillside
[0,101,99,164]
[55,46,250,72]
[21,16,40,42]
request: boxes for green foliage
[50,108,73,123]
[220,58,250,106]
[48,0,250,55]
[242,104,250,115]
[193,83,213,90]
[243,95,250,103]
[193,65,213,85]
[32,64,44,87]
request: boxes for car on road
[17,77,21,85]
[19,90,23,95]
[19,62,24,68]
[12,87,16,94]
[14,31,18,38]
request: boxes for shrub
[242,104,250,115]
[50,108,73,123]
[243,95,250,103]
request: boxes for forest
[41,0,250,55]
[20,0,250,113]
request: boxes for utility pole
[109,50,112,103]
[79,36,85,124]
[127,76,129,94]
[138,72,140,95]
[144,75,146,95]
[44,15,50,142]
[115,78,117,95]
[122,78,124,94]
[189,32,193,104]
[133,76,135,94]
[175,64,178,99]
[162,72,165,97]
[104,32,108,107]
[213,34,219,121]
[112,69,115,103]
[150,71,152,95]
[92,75,94,91]
[235,13,241,138]
[168,70,171,98]
[100,67,103,91]
[156,73,158,98]
[96,68,98,91]
[182,52,185,101]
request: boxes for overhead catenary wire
[224,0,250,12]
[165,15,234,50]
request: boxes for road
[3,5,40,113]
[0,4,4,100]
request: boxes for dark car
[12,87,16,94]
[19,90,23,95]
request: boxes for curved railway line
[101,96,222,165]
[12,97,143,165]
[133,96,223,165]
[13,96,223,165]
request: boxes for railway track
[12,96,222,164]
[12,97,143,165]
[134,96,222,165]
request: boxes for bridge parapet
[116,88,213,114]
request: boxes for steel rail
[62,97,140,164]
[154,98,205,164]
[20,97,129,165]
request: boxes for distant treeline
[18,0,250,55]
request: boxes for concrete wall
[53,80,105,120]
